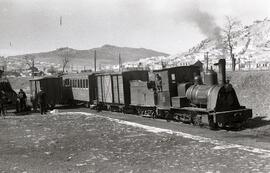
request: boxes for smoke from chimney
[173,4,227,58]
[184,6,221,40]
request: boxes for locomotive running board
[210,108,253,124]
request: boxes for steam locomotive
[29,58,252,129]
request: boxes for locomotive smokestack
[204,52,209,72]
[94,50,97,72]
[217,59,226,85]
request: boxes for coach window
[64,79,69,86]
[82,79,85,88]
[86,79,89,88]
[171,73,176,83]
[80,79,83,88]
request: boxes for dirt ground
[0,110,270,173]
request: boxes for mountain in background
[6,44,169,71]
[124,18,270,70]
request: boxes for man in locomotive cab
[37,87,47,115]
[155,74,162,92]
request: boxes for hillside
[6,45,168,71]
[179,18,270,67]
[124,18,270,70]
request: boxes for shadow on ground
[244,116,270,129]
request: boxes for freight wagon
[29,76,62,109]
[96,70,149,112]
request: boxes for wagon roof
[153,65,198,72]
[29,75,60,81]
[95,70,149,76]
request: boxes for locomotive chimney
[217,59,226,85]
[204,52,209,72]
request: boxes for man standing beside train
[18,89,27,112]
[37,87,47,115]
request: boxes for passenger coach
[62,73,97,106]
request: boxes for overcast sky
[0,0,269,56]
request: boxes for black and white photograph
[0,0,270,172]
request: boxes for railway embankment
[228,71,270,119]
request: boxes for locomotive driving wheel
[217,122,225,128]
[192,114,203,126]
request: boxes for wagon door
[102,75,113,103]
[97,76,103,102]
[112,75,119,104]
[118,75,124,104]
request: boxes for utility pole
[119,53,122,72]
[94,50,97,72]
[238,58,241,71]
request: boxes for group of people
[16,88,47,115]
[13,87,46,116]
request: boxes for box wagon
[29,76,62,109]
[96,70,149,111]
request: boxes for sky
[0,0,269,56]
